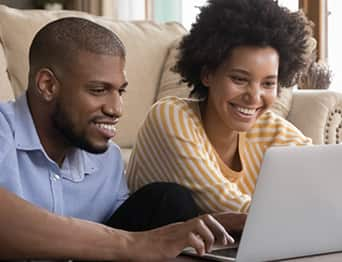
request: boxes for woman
[127,0,313,213]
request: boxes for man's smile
[92,120,119,139]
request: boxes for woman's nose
[242,82,262,105]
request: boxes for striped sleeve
[246,111,312,147]
[127,97,250,213]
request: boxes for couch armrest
[287,90,342,144]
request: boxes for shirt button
[51,173,61,181]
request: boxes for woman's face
[201,45,279,133]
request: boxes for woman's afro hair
[174,0,314,98]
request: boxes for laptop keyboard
[210,247,238,258]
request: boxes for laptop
[182,144,342,261]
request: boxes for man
[0,17,244,260]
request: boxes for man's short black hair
[29,17,125,83]
[174,0,314,99]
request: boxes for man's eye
[119,89,127,96]
[90,88,106,94]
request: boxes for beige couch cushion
[0,41,13,101]
[0,5,186,147]
[156,40,189,99]
[288,90,342,144]
[156,38,293,119]
[270,87,293,118]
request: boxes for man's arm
[0,188,234,261]
[0,187,133,260]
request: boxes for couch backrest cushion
[0,40,14,101]
[156,38,293,119]
[156,39,189,99]
[0,5,186,147]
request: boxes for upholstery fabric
[270,87,294,118]
[0,41,13,101]
[288,90,342,144]
[156,39,189,100]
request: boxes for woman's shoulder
[154,96,195,107]
[150,96,200,116]
[144,96,202,130]
[253,110,296,129]
[247,111,312,145]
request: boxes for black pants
[106,182,200,231]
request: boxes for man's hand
[127,214,234,261]
[213,212,247,238]
[0,188,242,261]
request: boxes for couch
[1,5,342,165]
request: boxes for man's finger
[213,212,247,233]
[188,232,206,256]
[201,214,235,245]
[191,218,215,253]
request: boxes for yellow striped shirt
[126,96,312,213]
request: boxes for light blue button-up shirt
[0,93,129,223]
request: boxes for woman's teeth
[235,106,256,115]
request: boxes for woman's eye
[230,75,248,84]
[263,81,277,89]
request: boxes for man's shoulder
[107,141,122,156]
[0,101,15,138]
[0,101,16,163]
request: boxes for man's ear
[35,68,59,102]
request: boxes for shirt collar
[14,93,99,179]
[60,150,99,181]
[14,93,42,151]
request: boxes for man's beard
[51,103,108,154]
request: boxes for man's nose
[102,92,123,118]
[243,82,263,104]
